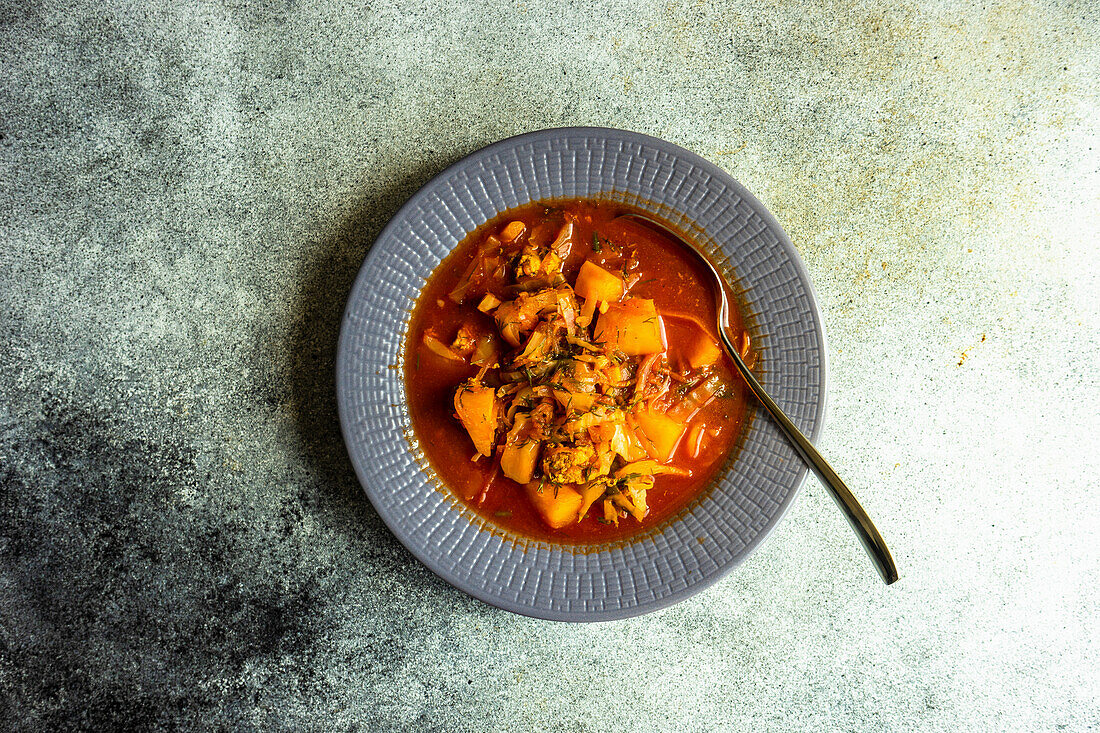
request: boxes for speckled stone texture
[1,0,1097,730]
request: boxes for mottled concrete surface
[1,0,1098,730]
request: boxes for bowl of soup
[337,128,827,620]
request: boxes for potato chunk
[500,413,540,484]
[686,335,722,369]
[524,482,583,529]
[594,298,666,356]
[575,260,624,304]
[631,406,686,463]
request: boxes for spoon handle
[716,327,899,585]
[618,211,897,584]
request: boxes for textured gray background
[1,0,1098,730]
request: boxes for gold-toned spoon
[620,214,899,585]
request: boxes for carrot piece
[524,482,583,529]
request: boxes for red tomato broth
[404,199,753,543]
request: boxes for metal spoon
[621,214,899,585]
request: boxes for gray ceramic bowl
[336,128,826,621]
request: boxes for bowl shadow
[285,157,472,598]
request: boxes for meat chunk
[541,444,596,484]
